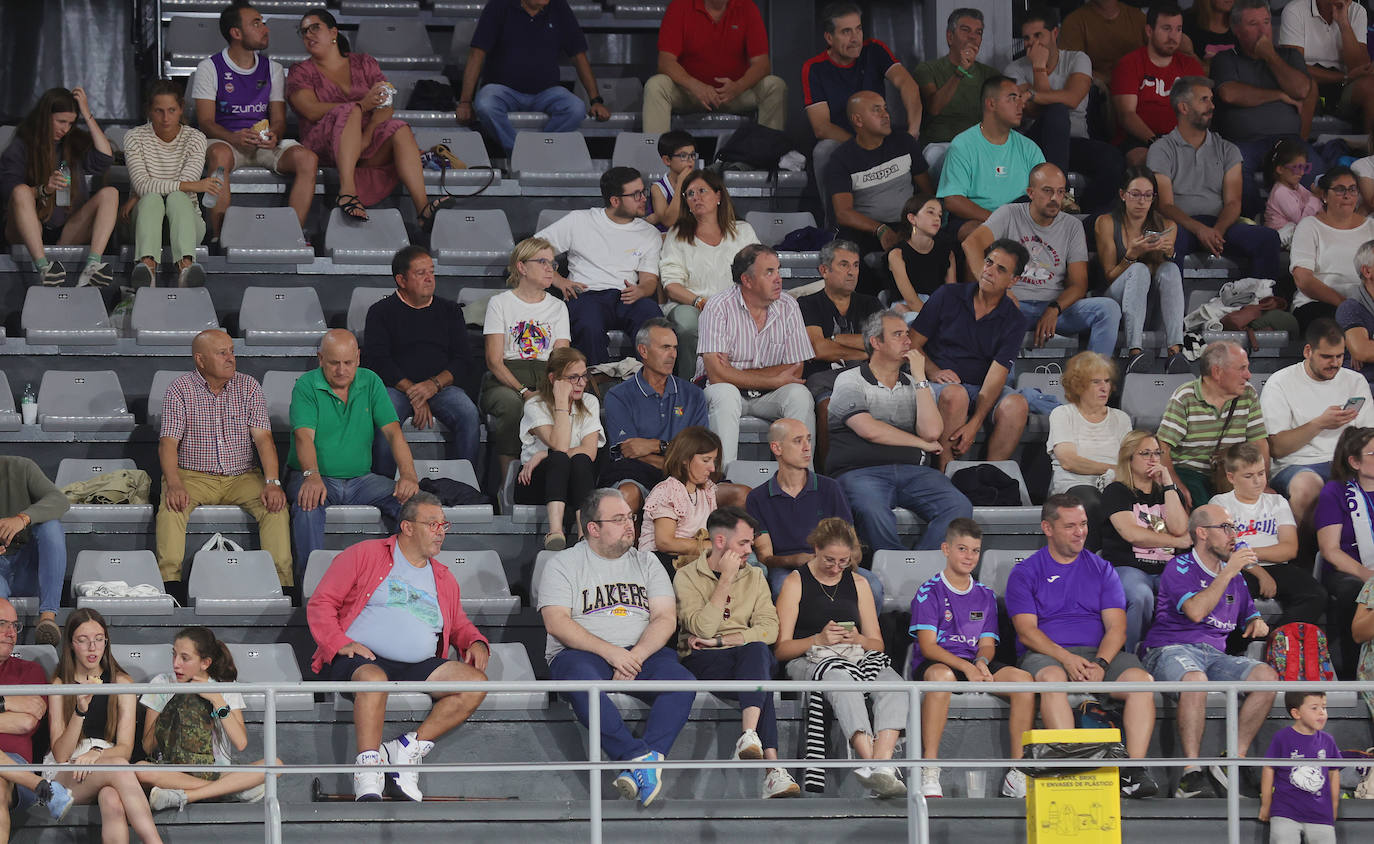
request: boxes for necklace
[817,577,842,601]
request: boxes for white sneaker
[922,766,943,798]
[148,787,187,812]
[235,782,266,803]
[732,728,763,760]
[1001,768,1027,798]
[353,749,386,801]
[857,765,907,798]
[177,262,206,288]
[762,767,800,798]
[77,260,111,287]
[382,732,434,802]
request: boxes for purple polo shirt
[1142,551,1259,652]
[1004,547,1126,656]
[745,470,852,557]
[909,572,1000,663]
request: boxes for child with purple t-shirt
[1260,691,1341,843]
[908,519,1034,800]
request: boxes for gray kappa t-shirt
[538,542,674,662]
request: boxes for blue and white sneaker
[36,778,73,820]
[613,751,664,806]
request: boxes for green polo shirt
[286,367,398,478]
[1155,377,1267,471]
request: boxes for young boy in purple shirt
[1140,502,1276,799]
[909,518,1034,799]
[1260,691,1341,843]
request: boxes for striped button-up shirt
[695,286,814,381]
[160,371,270,476]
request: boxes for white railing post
[263,688,280,844]
[906,684,929,844]
[589,682,602,844]
[1225,687,1240,844]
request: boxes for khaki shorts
[207,138,300,172]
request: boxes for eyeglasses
[524,257,555,268]
[682,187,715,199]
[618,189,649,200]
[297,22,324,38]
[669,152,697,161]
[1202,523,1239,534]
[592,514,640,526]
[74,635,107,647]
[1037,187,1068,197]
[1136,450,1163,458]
[1283,162,1312,174]
[1125,190,1155,201]
[563,373,589,384]
[1328,185,1359,197]
[410,519,451,533]
[0,620,21,633]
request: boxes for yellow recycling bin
[1023,728,1122,843]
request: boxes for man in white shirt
[194,1,318,244]
[1259,318,1374,525]
[1278,0,1374,137]
[536,166,663,365]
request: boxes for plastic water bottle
[54,161,69,207]
[20,383,36,426]
[202,166,225,209]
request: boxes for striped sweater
[123,123,207,198]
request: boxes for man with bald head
[157,328,291,594]
[823,89,934,294]
[963,163,1121,357]
[287,329,419,579]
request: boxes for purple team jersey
[1142,551,1258,651]
[1266,726,1340,826]
[1004,548,1126,655]
[211,51,272,132]
[908,572,1000,664]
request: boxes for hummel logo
[1046,575,1061,583]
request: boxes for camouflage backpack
[153,694,216,780]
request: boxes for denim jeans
[548,646,695,761]
[373,386,480,477]
[1106,260,1185,351]
[0,519,66,613]
[1020,103,1125,214]
[1017,296,1122,358]
[1115,566,1160,656]
[1170,215,1281,282]
[837,464,973,553]
[680,641,780,750]
[286,472,401,581]
[473,83,586,153]
[566,288,663,366]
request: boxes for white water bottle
[55,161,70,207]
[202,166,225,209]
[20,383,36,426]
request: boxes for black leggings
[1323,568,1364,679]
[515,451,598,530]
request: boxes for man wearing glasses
[538,488,696,807]
[1139,504,1276,798]
[535,166,663,365]
[308,492,490,802]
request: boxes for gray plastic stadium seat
[411,127,499,189]
[0,372,21,431]
[976,549,1036,597]
[724,460,775,488]
[435,550,518,612]
[131,287,219,345]
[872,550,947,614]
[341,0,421,15]
[944,461,1032,504]
[302,549,342,600]
[409,459,494,522]
[577,77,643,117]
[943,460,1039,527]
[9,645,56,679]
[37,370,135,432]
[535,208,572,233]
[745,211,816,249]
[346,287,395,340]
[263,17,308,65]
[188,549,292,615]
[260,371,305,431]
[22,287,116,345]
[55,458,154,525]
[325,207,410,265]
[1014,371,1066,402]
[71,550,175,614]
[0,127,14,154]
[1250,373,1269,395]
[611,133,667,181]
[221,207,315,264]
[239,287,328,346]
[444,18,480,65]
[1121,373,1193,433]
[146,370,180,429]
[226,643,312,711]
[111,643,168,683]
[431,209,513,272]
[166,16,224,64]
[104,126,129,154]
[456,288,494,323]
[352,19,442,70]
[509,132,599,190]
[530,549,556,607]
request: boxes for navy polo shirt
[745,470,853,557]
[603,371,708,446]
[801,40,898,129]
[471,0,588,95]
[910,282,1026,386]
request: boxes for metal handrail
[13,678,1373,843]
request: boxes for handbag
[199,533,243,553]
[1208,398,1240,494]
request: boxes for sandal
[335,193,369,222]
[543,532,567,552]
[418,196,453,234]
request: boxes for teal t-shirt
[936,124,1046,213]
[286,367,399,478]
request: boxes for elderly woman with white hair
[1336,238,1374,387]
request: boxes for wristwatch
[658,440,668,455]
[589,96,605,106]
[265,478,282,487]
[0,695,7,713]
[211,705,231,719]
[301,470,315,479]
[1093,657,1111,672]
[1047,302,1062,314]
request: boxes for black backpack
[408,79,456,111]
[712,122,796,171]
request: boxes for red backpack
[1265,622,1335,682]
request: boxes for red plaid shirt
[160,371,270,476]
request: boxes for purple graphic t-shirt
[1266,726,1340,826]
[909,572,1000,665]
[1004,548,1126,655]
[1142,551,1258,651]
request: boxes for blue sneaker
[37,778,73,821]
[613,751,664,806]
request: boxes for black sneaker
[1175,768,1216,798]
[1121,768,1158,799]
[1125,350,1151,374]
[1207,763,1231,798]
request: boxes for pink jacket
[307,536,488,673]
[1264,183,1322,230]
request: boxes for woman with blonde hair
[773,518,907,798]
[1098,430,1191,653]
[481,236,571,478]
[515,347,604,550]
[639,426,722,557]
[1046,352,1133,548]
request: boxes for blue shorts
[1270,462,1329,496]
[326,653,449,686]
[5,752,35,812]
[1141,642,1262,686]
[931,382,1018,417]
